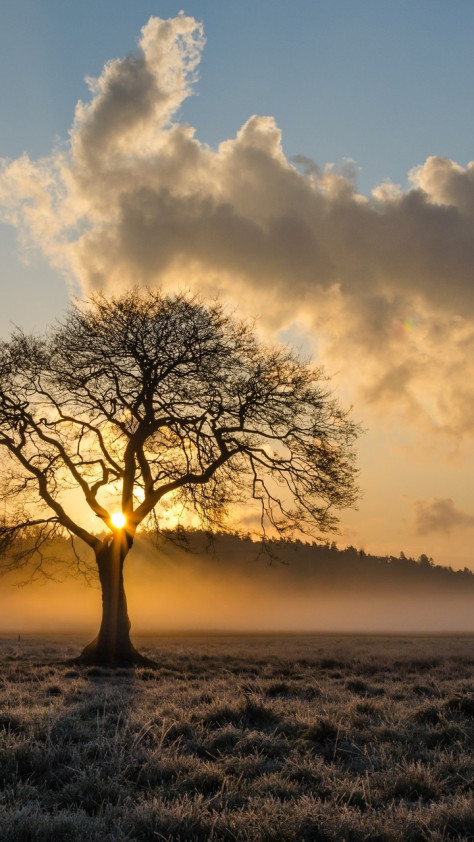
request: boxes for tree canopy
[0,289,359,663]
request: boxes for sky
[1,0,474,569]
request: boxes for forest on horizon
[3,529,474,635]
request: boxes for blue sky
[2,0,474,192]
[3,0,474,331]
[2,1,474,566]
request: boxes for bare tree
[0,290,359,664]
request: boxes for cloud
[2,14,474,436]
[412,497,474,535]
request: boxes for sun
[111,511,127,529]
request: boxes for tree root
[71,638,157,668]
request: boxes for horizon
[2,531,474,635]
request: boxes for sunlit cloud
[2,14,474,437]
[412,497,474,535]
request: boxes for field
[0,634,473,841]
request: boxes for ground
[0,633,473,841]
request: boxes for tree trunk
[76,532,149,666]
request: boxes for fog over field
[3,534,474,635]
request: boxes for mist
[3,533,474,635]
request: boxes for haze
[2,536,473,635]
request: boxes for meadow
[0,633,473,841]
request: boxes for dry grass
[0,634,473,841]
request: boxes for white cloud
[2,14,474,436]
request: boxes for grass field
[0,633,473,841]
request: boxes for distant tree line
[3,528,473,595]
[165,530,474,592]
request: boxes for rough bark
[76,532,150,666]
